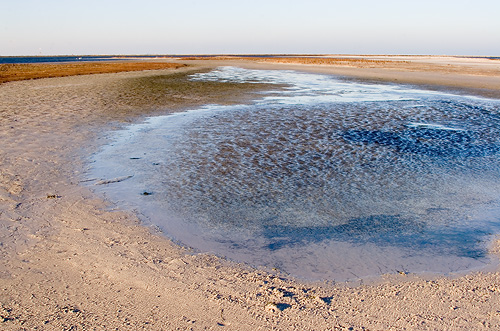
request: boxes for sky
[1,0,499,56]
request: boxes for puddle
[90,67,500,281]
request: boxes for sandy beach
[1,56,500,330]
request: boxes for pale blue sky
[2,0,499,56]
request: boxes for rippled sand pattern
[92,67,500,280]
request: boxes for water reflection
[263,214,489,259]
[342,125,497,158]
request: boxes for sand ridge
[1,59,500,329]
[175,55,500,98]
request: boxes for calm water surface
[90,67,500,281]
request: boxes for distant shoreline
[3,55,499,98]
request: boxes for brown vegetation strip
[255,57,398,66]
[0,62,186,84]
[179,56,398,66]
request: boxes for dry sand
[1,57,500,330]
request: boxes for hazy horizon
[2,0,499,57]
[1,54,500,58]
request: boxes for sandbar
[1,57,500,330]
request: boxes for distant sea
[1,55,498,65]
[0,56,122,64]
[0,54,290,64]
[0,55,183,64]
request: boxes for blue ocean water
[0,54,282,64]
[0,56,118,64]
[90,67,500,281]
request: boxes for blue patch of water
[0,56,119,64]
[90,67,500,281]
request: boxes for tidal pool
[90,67,500,281]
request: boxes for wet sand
[1,57,500,330]
[178,55,500,98]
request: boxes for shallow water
[90,67,500,281]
